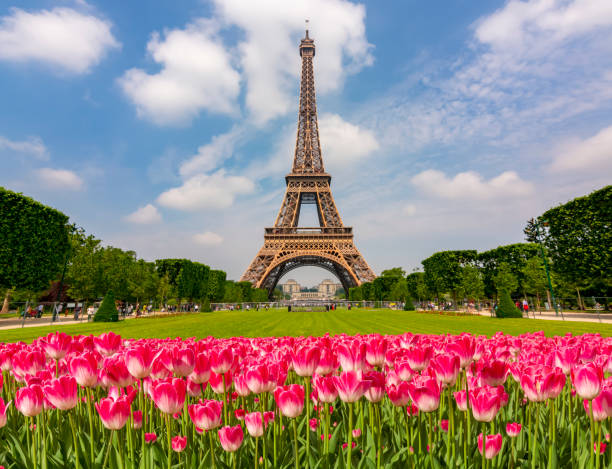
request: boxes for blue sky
[1,0,611,286]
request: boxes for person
[522,299,529,314]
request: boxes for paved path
[475,309,612,323]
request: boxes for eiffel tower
[241,27,375,296]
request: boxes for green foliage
[380,267,406,278]
[349,286,363,301]
[252,288,269,302]
[207,270,227,301]
[201,298,211,312]
[494,262,519,295]
[403,297,415,311]
[0,187,70,291]
[422,250,478,299]
[496,290,522,318]
[532,185,612,297]
[406,272,430,302]
[521,257,548,298]
[93,291,118,322]
[478,243,540,297]
[390,278,409,301]
[458,265,485,301]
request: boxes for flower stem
[166,414,172,469]
[347,402,354,469]
[209,428,216,469]
[531,404,538,469]
[292,418,300,469]
[590,400,595,469]
[68,412,79,469]
[305,377,311,463]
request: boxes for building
[281,279,301,296]
[318,279,341,298]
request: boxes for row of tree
[349,186,611,306]
[0,187,268,310]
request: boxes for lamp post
[531,218,559,317]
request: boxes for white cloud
[0,135,48,159]
[124,204,162,224]
[118,19,240,126]
[0,7,119,74]
[36,168,83,189]
[411,170,534,200]
[549,125,612,173]
[179,126,243,177]
[157,170,255,211]
[212,0,373,124]
[318,113,379,171]
[193,231,223,246]
[403,204,417,216]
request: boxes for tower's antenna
[305,19,309,38]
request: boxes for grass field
[1,307,609,343]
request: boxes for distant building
[318,279,341,298]
[281,279,301,296]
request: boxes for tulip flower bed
[0,330,611,469]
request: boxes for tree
[157,273,173,305]
[494,263,518,296]
[422,250,478,303]
[457,265,485,302]
[208,270,227,301]
[406,272,430,303]
[403,297,415,311]
[381,267,406,278]
[0,187,70,293]
[65,228,101,304]
[477,243,540,298]
[349,286,363,301]
[496,290,522,318]
[93,290,118,322]
[521,257,548,309]
[529,185,611,299]
[390,278,409,301]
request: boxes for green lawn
[1,308,609,343]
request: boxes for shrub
[201,298,211,313]
[403,297,415,311]
[496,290,522,318]
[93,291,119,322]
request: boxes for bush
[201,298,211,313]
[404,297,415,311]
[496,290,522,318]
[93,291,119,322]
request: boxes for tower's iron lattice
[240,29,375,296]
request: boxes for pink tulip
[93,332,122,356]
[15,384,44,417]
[275,384,305,418]
[315,347,337,375]
[171,435,187,452]
[187,378,204,397]
[352,428,362,438]
[293,346,320,377]
[41,332,72,360]
[12,350,46,379]
[151,378,186,414]
[454,390,467,411]
[209,371,233,394]
[446,336,475,369]
[0,398,10,428]
[43,376,78,410]
[334,370,371,403]
[395,360,414,382]
[218,425,244,452]
[336,342,366,371]
[408,376,441,413]
[246,365,273,394]
[365,337,387,367]
[430,354,460,386]
[480,360,509,387]
[69,353,99,387]
[245,411,264,437]
[572,363,604,400]
[583,389,612,421]
[189,353,211,384]
[103,356,133,388]
[188,400,223,430]
[554,347,578,375]
[211,348,234,374]
[469,387,501,422]
[440,420,449,432]
[313,375,338,403]
[163,347,195,377]
[95,397,131,430]
[405,346,433,372]
[364,371,386,403]
[478,433,502,459]
[595,442,607,454]
[506,422,522,437]
[387,382,411,407]
[132,410,143,429]
[125,346,157,379]
[145,433,157,443]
